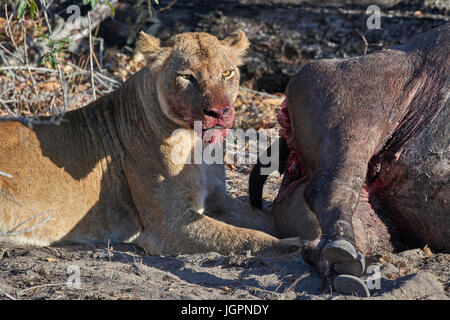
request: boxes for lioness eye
[178,73,192,80]
[222,70,234,78]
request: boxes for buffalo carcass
[250,23,449,296]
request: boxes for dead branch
[40,1,68,111]
[42,0,119,53]
[0,211,53,237]
[239,86,283,99]
[21,21,39,96]
[3,4,24,64]
[0,99,17,116]
[354,28,368,55]
[57,64,68,111]
[0,2,123,118]
[0,42,23,64]
[18,283,67,296]
[0,115,68,126]
[0,190,23,207]
[0,288,17,300]
[159,0,179,12]
[0,171,13,178]
[66,62,121,87]
[0,66,58,73]
[88,11,96,100]
[99,37,104,70]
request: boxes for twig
[0,43,23,64]
[57,64,68,112]
[147,0,153,18]
[0,171,13,178]
[279,272,310,299]
[40,1,68,112]
[92,49,102,73]
[66,62,121,86]
[0,101,16,115]
[159,0,178,12]
[239,86,284,99]
[0,51,18,93]
[76,57,88,86]
[0,289,17,300]
[0,115,67,126]
[92,73,110,90]
[0,211,53,237]
[18,283,67,296]
[0,189,23,207]
[94,70,121,86]
[0,66,57,73]
[44,0,118,52]
[99,38,104,70]
[3,4,24,64]
[88,12,96,100]
[40,0,53,34]
[354,28,368,55]
[21,21,39,96]
[49,95,56,114]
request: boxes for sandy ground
[0,166,448,300]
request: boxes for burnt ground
[99,0,450,92]
[0,0,449,301]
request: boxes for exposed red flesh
[275,100,306,203]
[202,128,229,144]
[274,100,399,254]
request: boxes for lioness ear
[136,31,161,56]
[221,29,250,66]
[136,31,172,69]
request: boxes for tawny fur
[0,31,300,256]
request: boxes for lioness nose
[203,106,230,118]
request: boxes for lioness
[0,30,300,256]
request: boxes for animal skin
[250,23,449,295]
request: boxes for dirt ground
[0,165,449,300]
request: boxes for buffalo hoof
[333,252,365,276]
[333,275,370,297]
[323,240,365,276]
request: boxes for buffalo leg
[304,142,370,277]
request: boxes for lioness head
[136,30,249,141]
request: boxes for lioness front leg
[137,207,300,256]
[203,163,277,236]
[124,158,300,257]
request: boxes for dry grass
[0,14,282,127]
[1,48,283,132]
